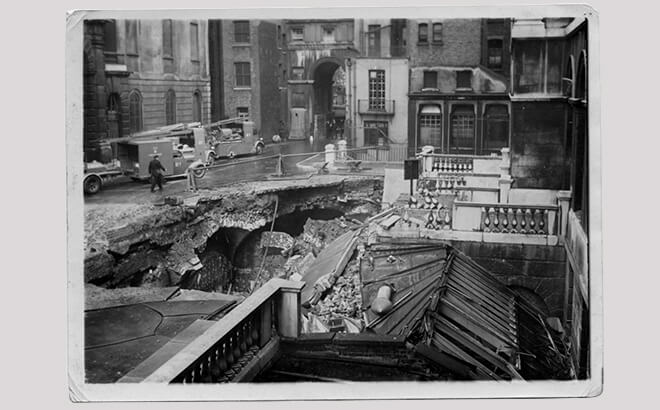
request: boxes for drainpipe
[351,58,357,146]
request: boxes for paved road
[85,138,328,205]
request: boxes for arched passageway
[312,60,345,140]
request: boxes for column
[557,190,572,237]
[277,287,302,338]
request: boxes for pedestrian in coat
[148,154,166,192]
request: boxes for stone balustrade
[125,278,304,384]
[479,205,557,235]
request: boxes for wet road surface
[85,138,329,205]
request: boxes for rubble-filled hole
[179,227,246,293]
[230,207,346,293]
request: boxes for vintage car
[205,118,265,162]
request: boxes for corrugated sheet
[360,234,571,380]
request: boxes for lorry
[84,118,265,194]
[116,126,208,181]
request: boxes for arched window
[450,105,475,154]
[483,104,509,154]
[192,90,202,123]
[576,51,587,101]
[165,89,177,125]
[418,104,442,150]
[107,93,122,139]
[563,56,575,97]
[128,90,143,134]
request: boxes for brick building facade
[208,20,281,138]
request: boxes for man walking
[148,153,166,192]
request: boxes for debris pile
[309,260,363,323]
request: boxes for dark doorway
[312,60,342,139]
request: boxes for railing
[340,145,408,163]
[480,206,555,234]
[127,279,303,384]
[451,202,558,235]
[357,99,396,115]
[417,151,506,177]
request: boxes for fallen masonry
[84,175,383,292]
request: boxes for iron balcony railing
[357,99,396,115]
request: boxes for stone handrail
[417,151,504,177]
[135,278,304,384]
[453,201,559,235]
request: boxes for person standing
[148,153,166,192]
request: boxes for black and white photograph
[65,4,602,401]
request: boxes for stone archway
[310,57,345,140]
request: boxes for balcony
[357,99,395,115]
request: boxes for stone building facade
[83,19,211,161]
[280,19,360,139]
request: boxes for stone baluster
[508,208,516,233]
[516,208,526,233]
[259,300,272,347]
[525,209,535,234]
[499,207,509,233]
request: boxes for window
[237,107,249,118]
[364,121,388,146]
[487,38,503,69]
[419,105,442,149]
[514,39,565,95]
[484,105,509,153]
[190,23,199,61]
[292,91,305,108]
[234,21,250,43]
[126,20,138,55]
[456,70,472,90]
[234,62,251,87]
[423,71,437,89]
[128,90,143,133]
[418,23,428,43]
[107,93,122,139]
[322,26,335,43]
[450,105,475,153]
[165,89,177,125]
[104,20,117,53]
[192,90,202,123]
[292,66,304,80]
[514,40,543,94]
[162,20,173,58]
[291,26,304,42]
[368,70,386,111]
[432,23,443,42]
[367,25,381,57]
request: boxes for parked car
[205,118,265,162]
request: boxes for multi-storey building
[208,20,281,138]
[83,19,211,161]
[405,18,512,157]
[279,19,360,139]
[343,20,410,159]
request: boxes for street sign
[404,159,420,180]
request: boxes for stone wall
[449,240,567,318]
[511,101,569,189]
